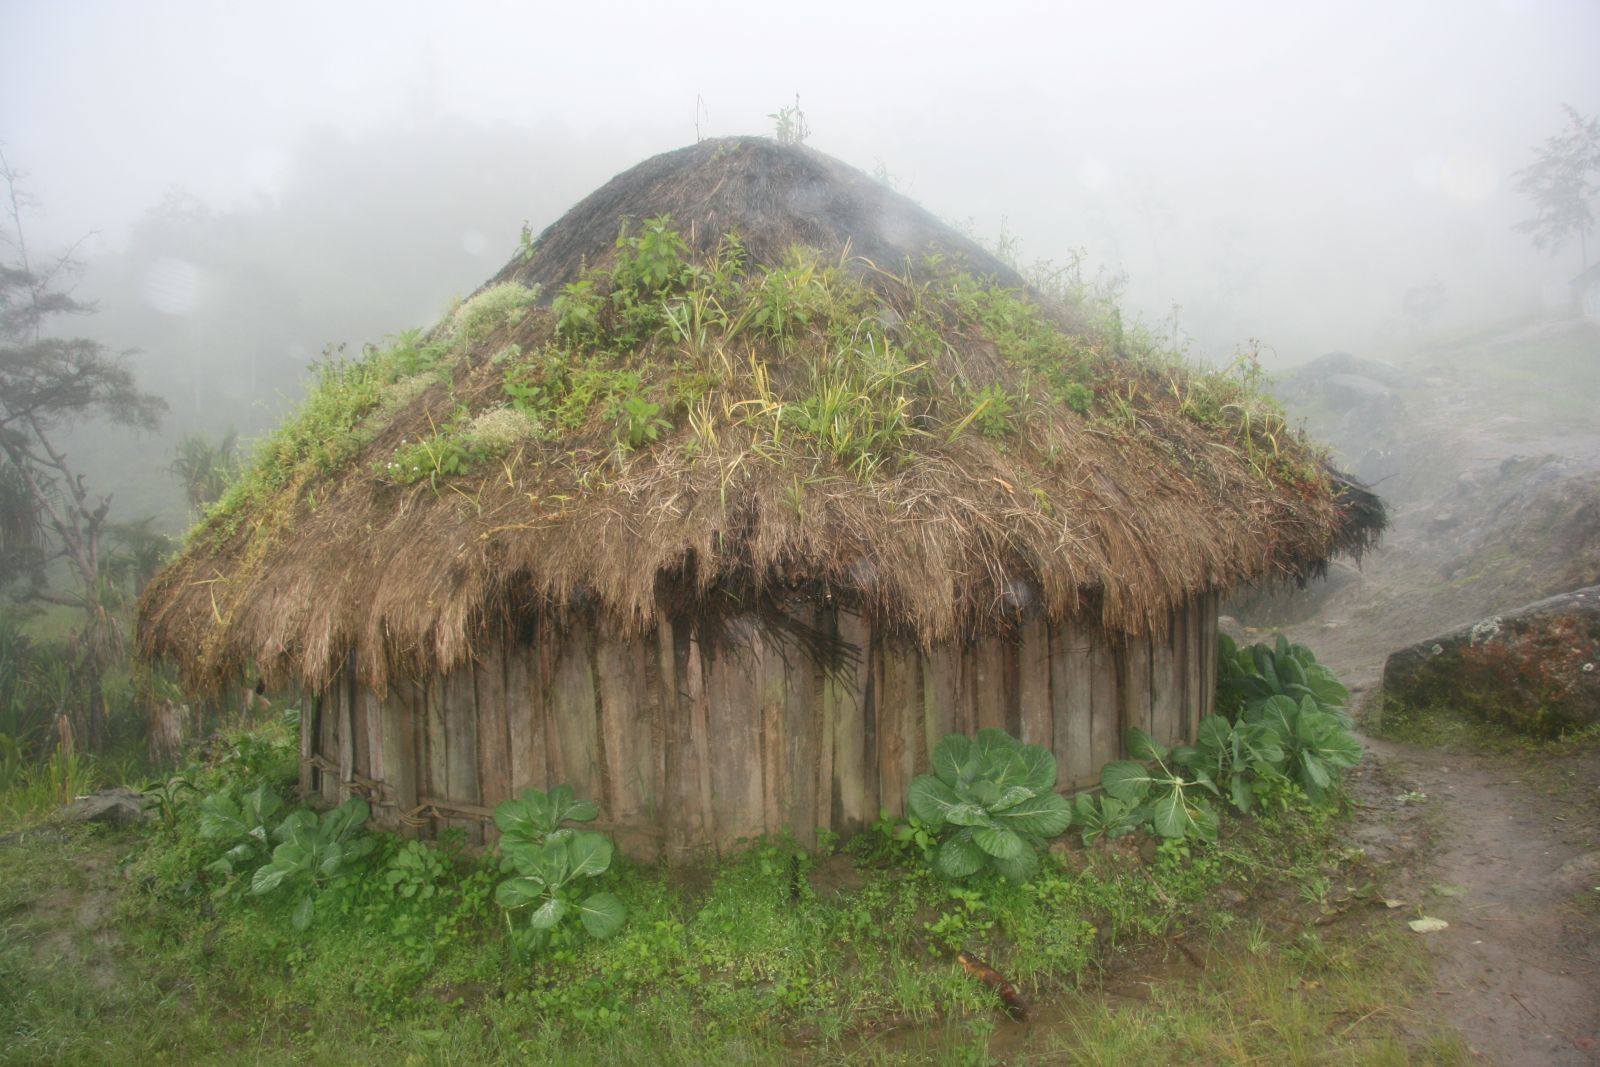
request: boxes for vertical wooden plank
[1201,591,1219,722]
[476,644,512,844]
[1120,634,1153,753]
[444,666,481,845]
[379,683,418,838]
[319,682,341,804]
[596,636,652,835]
[876,640,920,818]
[704,630,765,850]
[424,676,448,835]
[814,610,837,839]
[1089,625,1120,769]
[550,630,600,809]
[506,642,547,796]
[1150,612,1180,749]
[655,618,693,862]
[829,609,874,836]
[681,625,715,855]
[336,668,355,799]
[1018,617,1052,750]
[300,692,316,798]
[1183,599,1202,740]
[1052,618,1095,789]
[777,605,818,847]
[363,688,383,786]
[922,644,958,770]
[973,637,1007,733]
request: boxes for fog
[2,0,1597,522]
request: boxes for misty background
[1,0,1597,530]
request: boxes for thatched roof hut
[138,137,1382,857]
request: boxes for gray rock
[1383,586,1600,735]
[53,787,152,829]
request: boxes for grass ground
[0,741,1472,1066]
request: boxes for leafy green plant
[250,795,376,930]
[382,838,447,903]
[1069,792,1144,846]
[612,394,670,450]
[199,782,284,879]
[1174,714,1288,813]
[1218,633,1349,721]
[1245,695,1362,801]
[1100,728,1220,841]
[492,785,627,950]
[906,728,1073,883]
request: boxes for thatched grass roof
[137,137,1383,694]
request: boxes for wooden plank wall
[313,596,1223,858]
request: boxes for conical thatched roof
[137,137,1383,694]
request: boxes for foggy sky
[3,0,1599,360]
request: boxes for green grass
[0,760,1467,1065]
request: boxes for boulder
[53,787,152,829]
[1382,586,1600,735]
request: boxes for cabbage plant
[907,729,1074,883]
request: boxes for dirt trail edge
[1352,735,1600,1065]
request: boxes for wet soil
[1350,734,1600,1065]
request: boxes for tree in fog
[0,150,165,749]
[1512,105,1600,272]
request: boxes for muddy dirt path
[1353,735,1600,1065]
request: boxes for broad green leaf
[1281,653,1308,691]
[991,847,1039,884]
[1196,715,1233,754]
[1304,664,1349,710]
[495,790,553,838]
[1101,760,1156,803]
[1011,744,1057,793]
[527,896,568,931]
[1300,752,1332,791]
[932,734,974,786]
[991,792,1072,837]
[1253,644,1281,694]
[1126,727,1166,762]
[317,841,344,879]
[494,875,547,909]
[498,836,545,875]
[251,862,291,895]
[941,802,994,828]
[908,775,965,826]
[565,831,614,879]
[969,779,1002,807]
[934,831,986,879]
[292,893,315,931]
[1230,774,1254,812]
[532,839,571,889]
[577,892,627,938]
[973,826,1028,860]
[972,728,1019,768]
[199,795,247,841]
[1408,916,1448,933]
[1148,786,1194,838]
[989,785,1037,813]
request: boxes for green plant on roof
[493,784,627,952]
[907,728,1074,883]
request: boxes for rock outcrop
[1383,586,1600,735]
